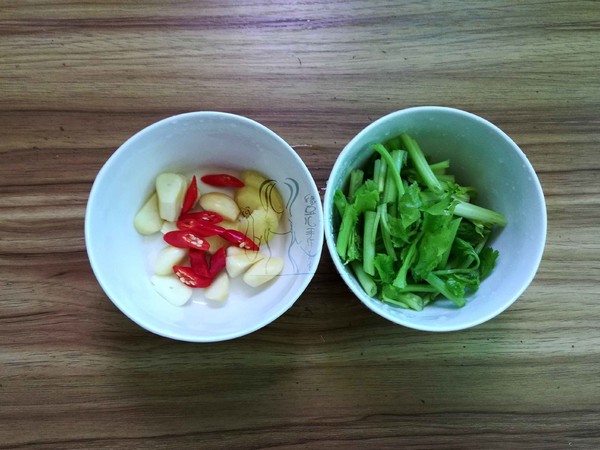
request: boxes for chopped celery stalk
[429,160,450,173]
[336,205,357,259]
[348,169,364,201]
[363,211,378,276]
[454,201,507,226]
[378,204,397,261]
[385,136,402,151]
[400,134,443,194]
[382,288,425,311]
[383,150,406,205]
[390,284,438,293]
[393,234,420,288]
[351,260,377,297]
[373,143,404,200]
[373,159,386,193]
[425,272,466,307]
[333,189,347,216]
[436,174,455,183]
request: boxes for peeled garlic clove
[234,185,262,217]
[219,219,240,231]
[228,246,264,260]
[226,246,265,278]
[260,182,284,216]
[154,246,187,275]
[156,173,187,222]
[134,193,163,235]
[238,207,280,244]
[150,274,192,306]
[199,192,240,222]
[160,221,178,234]
[242,256,284,287]
[204,235,229,255]
[240,170,284,212]
[240,170,268,189]
[205,271,229,301]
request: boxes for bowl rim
[323,105,547,332]
[85,111,324,342]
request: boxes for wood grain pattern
[1,0,599,448]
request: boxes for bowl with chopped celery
[86,112,323,342]
[324,106,546,331]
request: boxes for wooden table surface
[1,1,599,448]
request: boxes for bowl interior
[86,112,323,341]
[325,107,546,331]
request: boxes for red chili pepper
[173,265,212,288]
[209,246,227,278]
[177,217,225,237]
[180,211,223,224]
[189,249,210,278]
[164,230,210,251]
[219,229,259,251]
[201,173,244,188]
[181,176,198,215]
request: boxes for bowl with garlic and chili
[86,112,323,342]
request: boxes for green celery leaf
[399,182,422,229]
[425,193,456,216]
[444,276,468,304]
[353,179,379,213]
[456,220,490,243]
[374,253,395,284]
[479,247,499,280]
[450,237,481,270]
[446,181,475,202]
[386,215,415,245]
[450,272,480,291]
[346,226,362,263]
[412,212,455,279]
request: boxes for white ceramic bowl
[86,112,323,342]
[324,106,546,331]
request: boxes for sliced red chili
[180,211,223,224]
[201,173,244,188]
[181,176,198,215]
[164,230,209,251]
[189,249,210,278]
[173,265,212,288]
[177,217,226,237]
[219,229,259,251]
[209,246,227,278]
